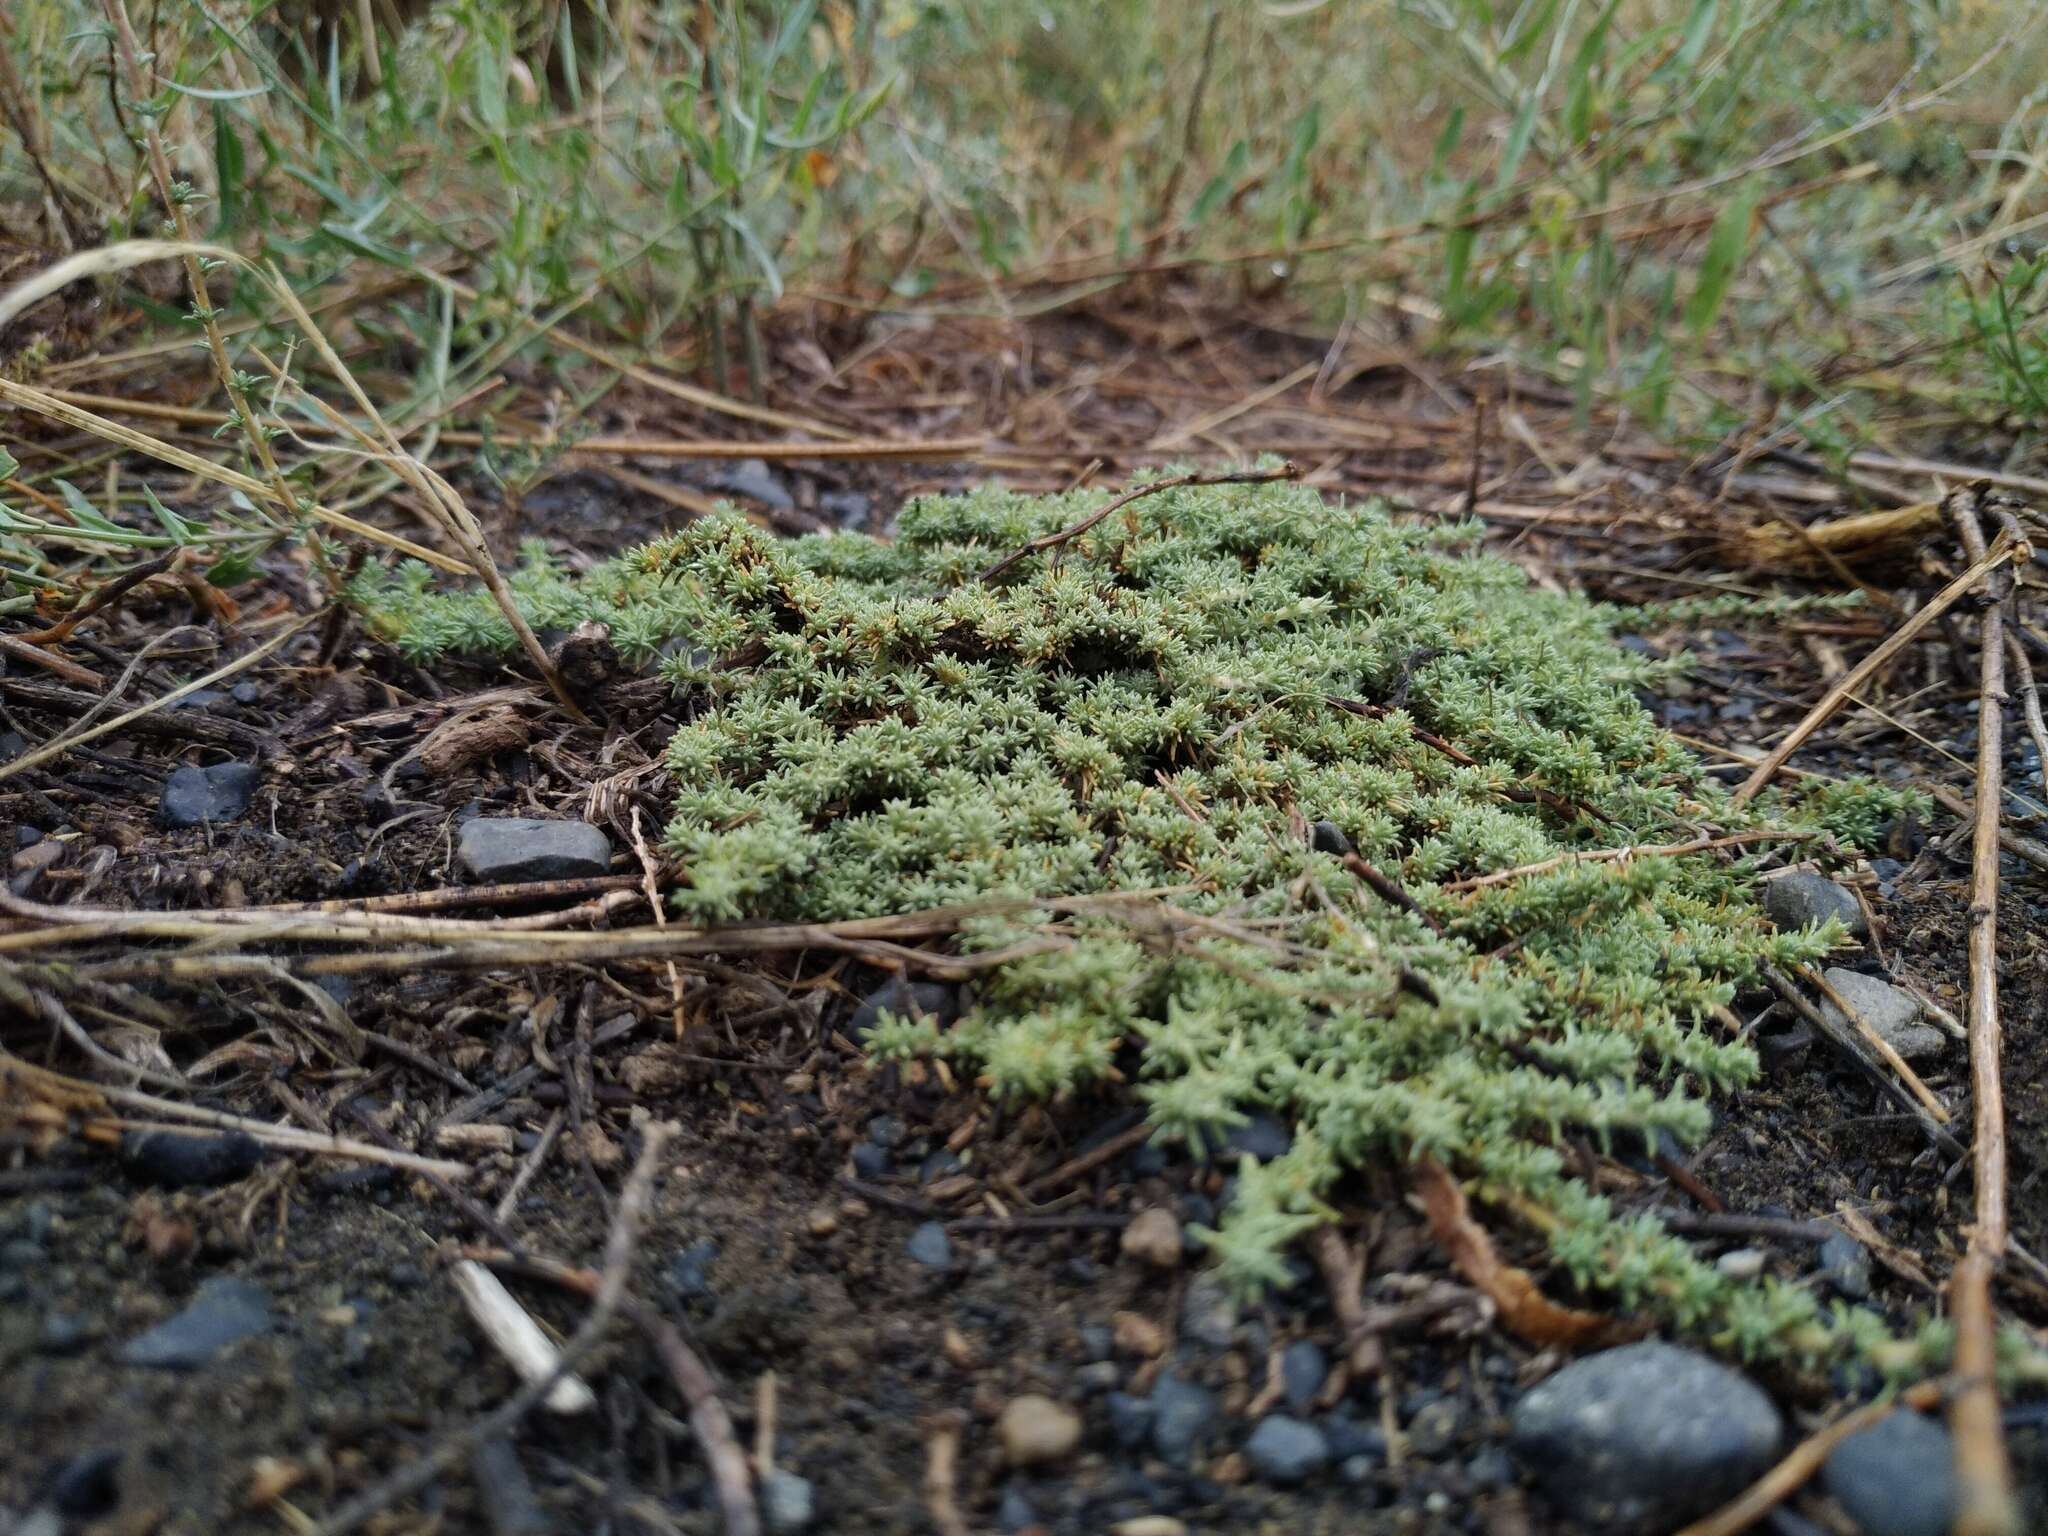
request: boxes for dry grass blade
[980,462,1301,582]
[1732,533,2017,804]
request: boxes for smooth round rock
[760,1468,816,1534]
[1150,1372,1220,1465]
[1822,1411,1956,1536]
[1245,1414,1330,1485]
[1281,1339,1328,1414]
[1120,1207,1183,1270]
[998,1394,1082,1468]
[1819,968,1945,1061]
[906,1222,953,1269]
[1510,1341,1783,1532]
[1763,871,1866,936]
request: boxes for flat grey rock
[708,458,795,514]
[159,762,259,827]
[1764,871,1867,935]
[121,1277,272,1368]
[760,1468,815,1534]
[1245,1414,1329,1484]
[1281,1338,1328,1413]
[1820,968,1945,1061]
[1822,1410,1956,1536]
[1179,1270,1239,1349]
[457,817,612,882]
[906,1221,952,1268]
[1510,1340,1782,1532]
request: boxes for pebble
[469,1436,549,1536]
[999,1394,1083,1468]
[1075,1361,1121,1393]
[1244,1415,1329,1485]
[40,1310,96,1354]
[1149,1372,1220,1465]
[121,1277,273,1368]
[1281,1339,1328,1413]
[668,1239,719,1301]
[1112,1310,1165,1358]
[850,1142,890,1178]
[760,1468,816,1534]
[159,762,259,828]
[907,1222,953,1269]
[122,1129,264,1188]
[1120,1207,1183,1270]
[847,977,957,1039]
[15,824,40,848]
[1716,1247,1768,1280]
[0,730,26,761]
[1107,1391,1156,1450]
[1219,1114,1292,1164]
[1406,1396,1463,1457]
[457,817,612,882]
[1323,1416,1388,1463]
[1819,968,1945,1061]
[1818,1232,1873,1300]
[1078,1324,1113,1363]
[47,1448,123,1519]
[707,458,795,514]
[996,1486,1039,1533]
[1822,1411,1956,1536]
[1510,1341,1782,1531]
[1179,1271,1239,1349]
[866,1114,908,1149]
[1763,871,1867,935]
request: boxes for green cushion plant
[356,470,1985,1377]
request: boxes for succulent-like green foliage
[353,473,1968,1373]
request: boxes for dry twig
[980,463,1301,582]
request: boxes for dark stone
[1244,1414,1330,1484]
[47,1448,122,1519]
[707,458,795,514]
[1106,1391,1156,1450]
[847,977,957,1040]
[16,825,40,848]
[850,1142,890,1178]
[1758,1018,1817,1075]
[457,817,612,882]
[159,762,260,827]
[1823,1411,1956,1536]
[1311,820,1354,856]
[1218,1113,1292,1164]
[231,681,261,704]
[867,1115,908,1149]
[469,1436,549,1536]
[0,730,27,761]
[40,1310,96,1354]
[1763,871,1867,936]
[120,1276,273,1368]
[1129,1140,1170,1176]
[996,1485,1039,1534]
[1078,1324,1113,1363]
[1468,1446,1516,1490]
[1323,1416,1388,1463]
[907,1222,953,1268]
[1150,1372,1220,1465]
[1510,1341,1781,1531]
[1818,1232,1873,1300]
[668,1239,719,1301]
[122,1129,263,1188]
[1282,1339,1328,1413]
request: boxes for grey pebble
[1510,1340,1782,1532]
[850,1143,890,1178]
[1819,1232,1873,1300]
[1179,1270,1239,1349]
[1245,1414,1330,1484]
[1220,1113,1292,1164]
[1078,1324,1113,1363]
[121,1277,272,1369]
[1075,1361,1121,1393]
[1407,1396,1463,1457]
[1149,1372,1219,1465]
[847,977,957,1039]
[866,1115,908,1149]
[1763,871,1867,935]
[1281,1339,1328,1413]
[1311,820,1355,856]
[469,1437,549,1536]
[668,1239,719,1301]
[907,1222,953,1269]
[159,762,259,828]
[996,1485,1038,1534]
[707,458,795,514]
[457,817,612,882]
[1822,1411,1956,1536]
[760,1468,816,1534]
[1819,968,1945,1061]
[1106,1391,1155,1450]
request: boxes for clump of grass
[352,471,1994,1376]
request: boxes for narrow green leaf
[142,486,196,543]
[1495,93,1540,190]
[1685,179,1761,335]
[55,480,123,535]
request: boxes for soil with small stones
[5,322,2048,1536]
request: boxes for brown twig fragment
[1946,489,2018,1536]
[980,462,1301,582]
[921,1411,971,1536]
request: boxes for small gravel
[121,1277,273,1369]
[1149,1372,1220,1465]
[1178,1271,1239,1349]
[457,817,612,882]
[906,1222,953,1269]
[1763,871,1867,935]
[159,762,259,828]
[1822,1411,1956,1536]
[1818,1232,1873,1299]
[998,1394,1083,1468]
[1244,1415,1330,1485]
[1119,1207,1183,1270]
[1281,1339,1328,1413]
[760,1468,816,1534]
